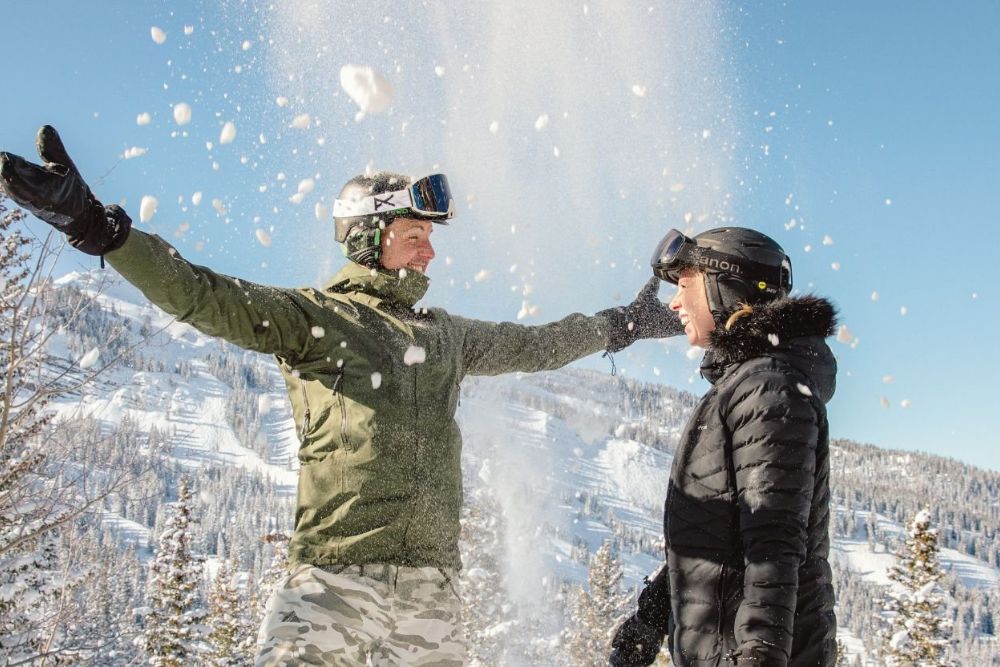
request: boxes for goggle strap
[333,174,453,219]
[657,246,789,291]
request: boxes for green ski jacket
[108,230,614,569]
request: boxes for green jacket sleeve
[105,229,322,360]
[453,312,612,376]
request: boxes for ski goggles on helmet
[333,173,455,220]
[650,228,792,293]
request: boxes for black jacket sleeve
[636,563,671,632]
[724,367,822,666]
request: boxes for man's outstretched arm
[106,230,322,358]
[1,125,323,359]
[456,277,682,376]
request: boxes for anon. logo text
[698,256,742,274]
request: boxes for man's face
[668,268,716,347]
[380,217,436,274]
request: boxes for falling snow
[173,103,192,126]
[403,346,426,366]
[219,121,237,144]
[314,202,328,221]
[339,64,393,115]
[78,347,100,370]
[139,196,158,223]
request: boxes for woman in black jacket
[610,228,838,667]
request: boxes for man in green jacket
[1,126,680,666]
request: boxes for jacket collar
[322,261,430,308]
[699,296,839,399]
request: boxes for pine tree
[205,559,248,666]
[879,508,955,666]
[460,488,517,666]
[0,197,60,662]
[566,540,633,667]
[1,197,146,662]
[240,532,289,659]
[138,478,207,665]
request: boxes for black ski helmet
[333,171,453,268]
[651,226,792,321]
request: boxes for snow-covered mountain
[43,270,1000,664]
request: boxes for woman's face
[668,268,716,347]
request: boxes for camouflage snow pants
[255,563,467,666]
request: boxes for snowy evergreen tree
[0,199,122,662]
[879,508,955,666]
[460,487,518,666]
[240,532,290,658]
[138,478,207,665]
[566,540,633,666]
[0,197,62,662]
[205,559,250,666]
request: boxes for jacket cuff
[68,203,132,256]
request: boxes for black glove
[609,565,671,667]
[600,277,683,353]
[0,125,131,256]
[609,614,666,667]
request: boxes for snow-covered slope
[48,271,299,490]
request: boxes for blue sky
[3,2,999,469]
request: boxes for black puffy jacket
[654,296,838,667]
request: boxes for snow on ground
[833,508,1000,591]
[595,438,670,515]
[98,512,152,558]
[44,271,303,565]
[47,271,299,491]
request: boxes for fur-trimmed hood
[700,295,838,402]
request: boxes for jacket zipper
[716,561,728,638]
[332,372,350,448]
[298,383,311,440]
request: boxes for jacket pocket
[332,371,352,450]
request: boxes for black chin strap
[703,273,729,324]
